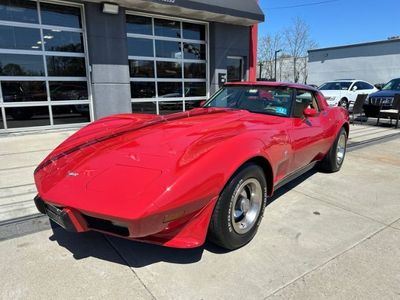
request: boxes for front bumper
[33,195,218,248]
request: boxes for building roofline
[308,38,400,53]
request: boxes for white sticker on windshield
[248,89,258,94]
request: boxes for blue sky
[258,0,400,48]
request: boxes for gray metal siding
[308,40,400,85]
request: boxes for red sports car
[34,82,349,250]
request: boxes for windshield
[204,86,292,117]
[319,82,352,90]
[382,79,400,91]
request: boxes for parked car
[34,82,349,250]
[364,78,400,117]
[319,79,378,110]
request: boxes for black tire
[208,163,267,250]
[319,127,347,172]
[338,98,349,110]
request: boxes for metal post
[274,49,282,82]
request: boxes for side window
[361,82,374,90]
[353,82,363,90]
[293,90,320,118]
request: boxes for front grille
[369,97,394,106]
[82,214,130,237]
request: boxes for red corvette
[34,82,349,250]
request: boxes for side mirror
[303,108,318,118]
[200,100,206,107]
[352,86,358,92]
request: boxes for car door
[288,89,329,172]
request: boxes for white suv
[319,80,378,110]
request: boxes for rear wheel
[320,127,347,172]
[208,163,267,250]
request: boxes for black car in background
[364,78,400,117]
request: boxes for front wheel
[338,98,349,110]
[208,163,267,250]
[320,127,347,172]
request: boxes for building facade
[0,0,264,132]
[308,39,400,86]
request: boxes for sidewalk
[0,137,399,299]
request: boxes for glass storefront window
[43,30,83,53]
[155,40,182,59]
[131,82,155,98]
[0,54,45,76]
[0,0,39,24]
[126,15,152,35]
[185,82,206,97]
[183,43,205,60]
[0,1,90,131]
[52,104,89,124]
[40,3,81,28]
[156,61,181,78]
[5,106,50,128]
[127,13,208,115]
[127,37,153,57]
[132,102,156,114]
[154,19,180,38]
[1,81,46,102]
[46,56,86,77]
[49,81,87,100]
[158,82,182,98]
[184,63,205,79]
[183,23,205,40]
[0,25,41,50]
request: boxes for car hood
[369,90,399,97]
[34,108,282,218]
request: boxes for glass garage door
[126,12,208,115]
[0,0,91,132]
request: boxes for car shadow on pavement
[48,169,318,268]
[48,221,221,267]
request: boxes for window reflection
[43,30,83,53]
[184,63,206,79]
[0,54,45,76]
[185,100,202,110]
[1,81,46,102]
[40,3,81,28]
[132,102,156,114]
[46,56,86,77]
[127,38,153,57]
[131,82,155,98]
[185,82,206,97]
[159,101,183,115]
[126,15,152,35]
[183,23,205,40]
[129,60,154,78]
[0,0,38,23]
[0,25,41,50]
[156,40,182,58]
[157,61,181,78]
[52,104,89,124]
[158,82,182,97]
[154,19,180,38]
[49,81,87,100]
[5,106,50,128]
[183,43,205,60]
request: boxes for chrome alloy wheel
[336,132,347,165]
[231,178,263,234]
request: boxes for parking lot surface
[0,125,399,299]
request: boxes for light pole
[274,49,282,81]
